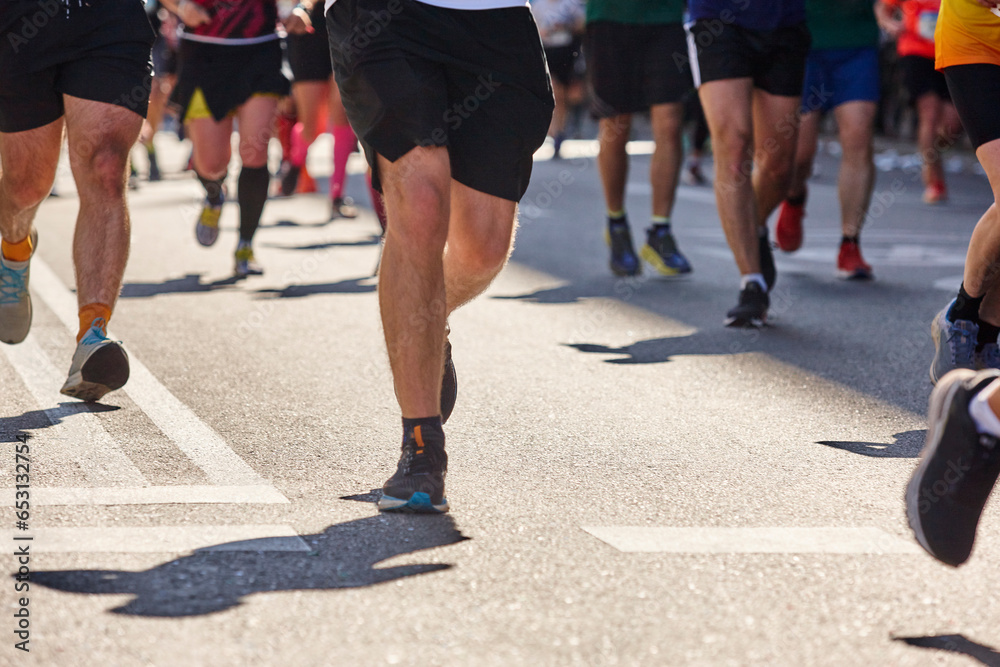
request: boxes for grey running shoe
[378,425,449,513]
[195,198,223,247]
[441,338,457,424]
[0,229,37,345]
[930,301,977,385]
[906,368,1000,566]
[725,282,768,328]
[60,318,130,402]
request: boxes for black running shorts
[326,0,553,202]
[0,0,155,133]
[170,38,290,121]
[288,3,332,83]
[544,39,582,88]
[901,55,951,103]
[687,20,811,97]
[944,64,1000,150]
[585,21,692,117]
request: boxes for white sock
[741,273,767,291]
[969,390,1000,438]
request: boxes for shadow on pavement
[254,277,376,298]
[815,430,925,458]
[895,634,1000,666]
[120,274,240,298]
[262,235,380,251]
[0,403,119,443]
[29,514,467,618]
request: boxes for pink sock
[290,122,309,168]
[331,124,356,201]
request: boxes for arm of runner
[874,1,904,39]
[284,1,315,34]
[160,0,211,28]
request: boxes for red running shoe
[837,240,873,280]
[923,181,947,204]
[775,195,805,252]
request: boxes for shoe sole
[196,225,220,248]
[60,343,130,402]
[639,244,690,276]
[377,491,449,514]
[725,314,767,328]
[837,268,874,281]
[441,341,457,425]
[905,368,977,565]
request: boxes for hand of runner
[176,0,211,28]
[284,7,314,35]
[973,0,1000,7]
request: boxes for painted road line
[29,257,285,491]
[2,525,310,553]
[33,485,289,506]
[0,337,147,487]
[583,527,922,554]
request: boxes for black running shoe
[605,220,641,277]
[330,196,359,220]
[906,368,1000,566]
[378,425,449,513]
[441,339,457,424]
[279,164,301,197]
[759,229,776,291]
[725,282,769,328]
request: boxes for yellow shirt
[936,0,1000,68]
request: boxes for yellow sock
[1,235,33,262]
[77,303,112,342]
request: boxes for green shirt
[805,0,879,50]
[585,0,685,25]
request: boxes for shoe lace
[400,439,441,476]
[948,323,977,365]
[0,262,27,305]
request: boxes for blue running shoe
[0,228,37,345]
[378,424,449,513]
[605,220,640,277]
[59,318,129,402]
[977,343,1000,372]
[931,300,977,385]
[640,224,692,275]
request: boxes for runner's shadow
[0,403,119,442]
[262,235,380,251]
[815,430,925,458]
[254,277,376,298]
[563,329,767,365]
[29,514,467,618]
[895,635,1000,666]
[120,274,240,298]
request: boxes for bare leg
[0,120,63,244]
[187,116,234,180]
[377,147,451,419]
[649,102,684,219]
[916,92,945,188]
[63,95,143,309]
[291,80,330,164]
[597,115,631,213]
[699,78,758,274]
[787,111,820,200]
[833,101,876,237]
[751,89,802,227]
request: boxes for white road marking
[3,525,309,553]
[1,337,147,487]
[934,275,963,292]
[33,485,289,506]
[583,526,922,554]
[22,257,286,492]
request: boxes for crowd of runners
[2,0,1000,569]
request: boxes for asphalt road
[2,132,1000,666]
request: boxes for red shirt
[184,0,278,43]
[885,0,940,59]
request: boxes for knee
[451,226,512,276]
[387,179,450,248]
[0,173,53,211]
[238,139,269,169]
[756,153,794,189]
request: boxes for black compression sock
[979,320,1000,349]
[402,416,443,441]
[238,165,270,243]
[842,235,859,245]
[197,172,226,206]
[787,192,806,206]
[948,283,984,323]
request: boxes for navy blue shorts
[800,47,880,114]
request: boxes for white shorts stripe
[684,21,702,89]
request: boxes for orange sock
[77,303,112,342]
[1,235,33,262]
